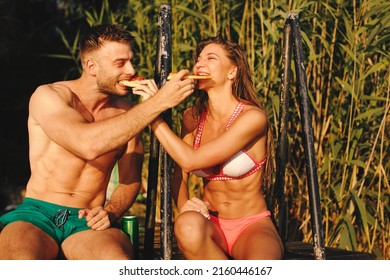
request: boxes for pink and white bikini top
[192,102,266,181]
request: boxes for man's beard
[97,76,128,96]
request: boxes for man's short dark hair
[79,24,134,56]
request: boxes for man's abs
[26,142,119,208]
[25,165,110,209]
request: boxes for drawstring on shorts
[53,209,71,231]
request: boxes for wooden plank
[136,220,375,260]
[284,241,376,260]
[138,219,183,260]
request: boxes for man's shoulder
[33,81,72,97]
[31,81,75,104]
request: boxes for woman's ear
[228,66,238,80]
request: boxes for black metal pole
[274,20,293,242]
[287,12,326,260]
[143,4,173,260]
[155,4,173,260]
[143,131,159,259]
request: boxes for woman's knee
[174,212,208,244]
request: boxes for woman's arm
[171,109,195,209]
[171,113,209,219]
[172,164,190,210]
[151,108,268,173]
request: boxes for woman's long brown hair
[192,35,275,193]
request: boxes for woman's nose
[195,59,205,69]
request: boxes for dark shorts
[0,197,90,244]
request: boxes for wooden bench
[134,218,375,260]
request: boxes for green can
[121,215,139,259]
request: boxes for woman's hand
[179,197,210,219]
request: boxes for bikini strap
[194,102,245,148]
[193,109,208,149]
[226,102,246,129]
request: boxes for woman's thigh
[231,218,283,260]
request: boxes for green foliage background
[1,0,388,259]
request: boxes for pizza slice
[120,76,146,87]
[167,72,212,80]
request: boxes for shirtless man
[0,24,195,260]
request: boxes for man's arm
[104,133,144,222]
[80,134,144,230]
[29,70,194,161]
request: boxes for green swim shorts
[0,197,90,244]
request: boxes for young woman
[135,36,283,260]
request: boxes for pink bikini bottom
[209,210,271,256]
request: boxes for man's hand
[133,70,195,106]
[152,69,196,109]
[78,206,111,230]
[131,79,158,101]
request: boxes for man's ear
[228,66,238,80]
[85,58,97,76]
